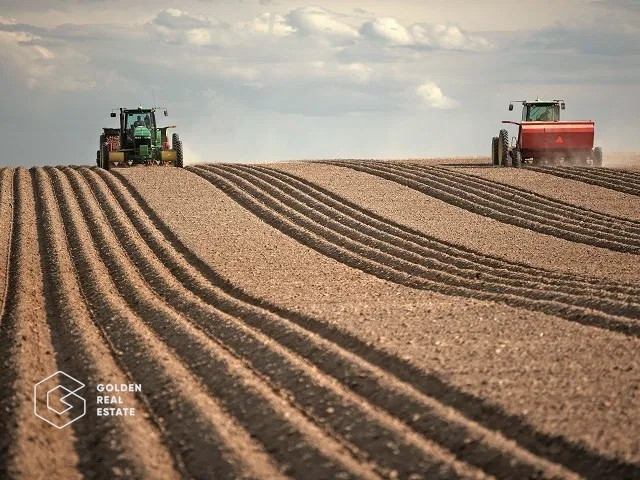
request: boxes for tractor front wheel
[498,129,510,167]
[593,147,603,167]
[491,137,499,165]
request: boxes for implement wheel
[498,129,510,167]
[491,137,499,165]
[593,147,603,167]
[512,149,522,168]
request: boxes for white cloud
[286,6,358,39]
[360,16,491,51]
[244,12,293,37]
[416,82,459,109]
[410,23,491,51]
[360,17,412,45]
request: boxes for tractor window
[526,105,559,122]
[125,112,154,130]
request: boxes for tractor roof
[123,107,155,113]
[525,100,559,104]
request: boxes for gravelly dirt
[1,159,639,479]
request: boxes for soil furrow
[192,164,639,337]
[370,162,640,244]
[62,167,388,480]
[528,166,640,196]
[91,167,580,480]
[409,164,640,231]
[240,164,640,307]
[256,164,640,296]
[32,167,182,480]
[48,167,290,480]
[115,167,639,479]
[567,167,640,186]
[77,169,496,480]
[325,161,640,254]
[0,169,81,480]
[0,168,14,320]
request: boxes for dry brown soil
[0,157,638,479]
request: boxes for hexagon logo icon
[34,371,86,429]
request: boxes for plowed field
[0,158,638,480]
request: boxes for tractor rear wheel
[512,149,522,168]
[593,147,603,167]
[96,150,100,167]
[498,129,510,167]
[175,140,183,168]
[491,137,499,165]
[172,133,183,168]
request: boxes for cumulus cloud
[244,12,293,36]
[287,6,358,39]
[361,16,491,51]
[360,17,412,45]
[416,82,459,109]
[149,8,234,46]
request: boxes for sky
[0,0,639,166]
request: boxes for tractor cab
[509,98,565,123]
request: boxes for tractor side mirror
[561,102,566,110]
[164,109,168,116]
[110,112,116,118]
[508,103,513,111]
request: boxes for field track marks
[0,168,14,320]
[258,165,639,296]
[82,166,494,480]
[33,168,182,480]
[51,166,310,480]
[120,167,640,479]
[325,161,640,254]
[0,169,81,480]
[191,164,639,337]
[528,166,640,196]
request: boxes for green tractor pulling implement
[97,106,183,170]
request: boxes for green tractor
[97,106,183,170]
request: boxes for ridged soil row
[115,167,637,480]
[67,165,412,480]
[247,164,640,304]
[0,168,14,318]
[527,166,640,196]
[570,167,640,186]
[255,164,640,296]
[96,164,591,480]
[324,161,640,254]
[76,166,495,480]
[31,168,182,480]
[47,167,289,480]
[376,162,640,244]
[414,164,640,233]
[0,169,81,480]
[192,165,639,337]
